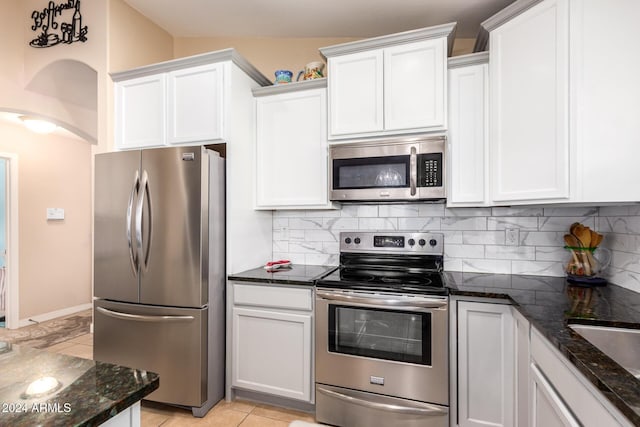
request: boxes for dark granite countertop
[0,341,158,426]
[446,272,640,426]
[228,264,337,286]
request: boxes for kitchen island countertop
[0,341,158,426]
[446,272,640,426]
[228,264,337,286]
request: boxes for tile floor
[40,331,318,426]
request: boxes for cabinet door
[328,50,383,138]
[384,39,446,132]
[167,63,224,145]
[457,301,515,427]
[530,364,580,427]
[490,0,570,203]
[447,63,488,206]
[255,88,331,209]
[115,74,166,149]
[231,307,312,402]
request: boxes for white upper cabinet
[489,0,570,204]
[447,53,489,207]
[254,80,335,210]
[321,23,456,141]
[115,74,166,150]
[478,0,640,205]
[167,63,224,145]
[112,49,270,150]
[327,50,384,136]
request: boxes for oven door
[315,289,448,406]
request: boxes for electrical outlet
[506,228,520,246]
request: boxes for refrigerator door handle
[126,170,140,276]
[96,306,195,323]
[135,170,152,272]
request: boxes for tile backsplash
[272,203,640,294]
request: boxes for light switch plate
[46,208,65,220]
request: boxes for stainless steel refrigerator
[93,146,225,417]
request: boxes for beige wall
[108,0,174,74]
[0,122,91,319]
[175,36,476,83]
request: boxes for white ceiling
[122,0,515,39]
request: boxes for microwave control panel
[417,153,442,187]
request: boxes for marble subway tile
[445,244,485,259]
[520,231,565,247]
[601,233,640,254]
[288,229,305,241]
[609,250,640,275]
[273,218,289,231]
[418,203,446,217]
[358,217,398,230]
[288,241,324,254]
[272,252,305,264]
[323,217,359,231]
[442,231,464,244]
[538,216,595,232]
[600,206,640,217]
[273,241,289,253]
[308,209,341,218]
[599,216,640,234]
[289,217,323,230]
[441,217,487,231]
[398,217,441,231]
[542,207,598,217]
[462,231,506,245]
[511,260,565,277]
[341,204,378,218]
[462,259,511,274]
[305,253,339,266]
[273,210,309,218]
[485,245,536,260]
[445,207,492,217]
[378,204,420,217]
[491,207,544,217]
[535,246,567,262]
[443,257,463,272]
[487,217,538,230]
[304,229,338,242]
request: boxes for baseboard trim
[18,303,92,328]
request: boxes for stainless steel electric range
[315,231,449,427]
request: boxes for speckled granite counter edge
[226,274,316,286]
[81,369,159,427]
[449,287,640,426]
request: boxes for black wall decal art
[30,0,88,48]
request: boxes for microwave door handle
[410,146,417,196]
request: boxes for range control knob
[429,239,438,247]
[345,237,352,244]
[354,237,361,244]
[418,239,426,246]
[408,238,416,246]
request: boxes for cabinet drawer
[530,327,630,426]
[233,283,312,311]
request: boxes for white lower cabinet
[529,327,632,427]
[454,300,515,427]
[229,282,313,403]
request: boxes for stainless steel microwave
[329,136,446,202]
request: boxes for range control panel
[340,231,443,255]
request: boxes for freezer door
[94,150,141,302]
[93,300,207,406]
[139,147,208,307]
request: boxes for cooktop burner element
[317,231,447,296]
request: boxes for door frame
[0,153,18,329]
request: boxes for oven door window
[328,305,431,365]
[333,156,409,190]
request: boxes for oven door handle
[316,290,447,309]
[317,386,447,416]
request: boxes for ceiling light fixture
[19,116,57,134]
